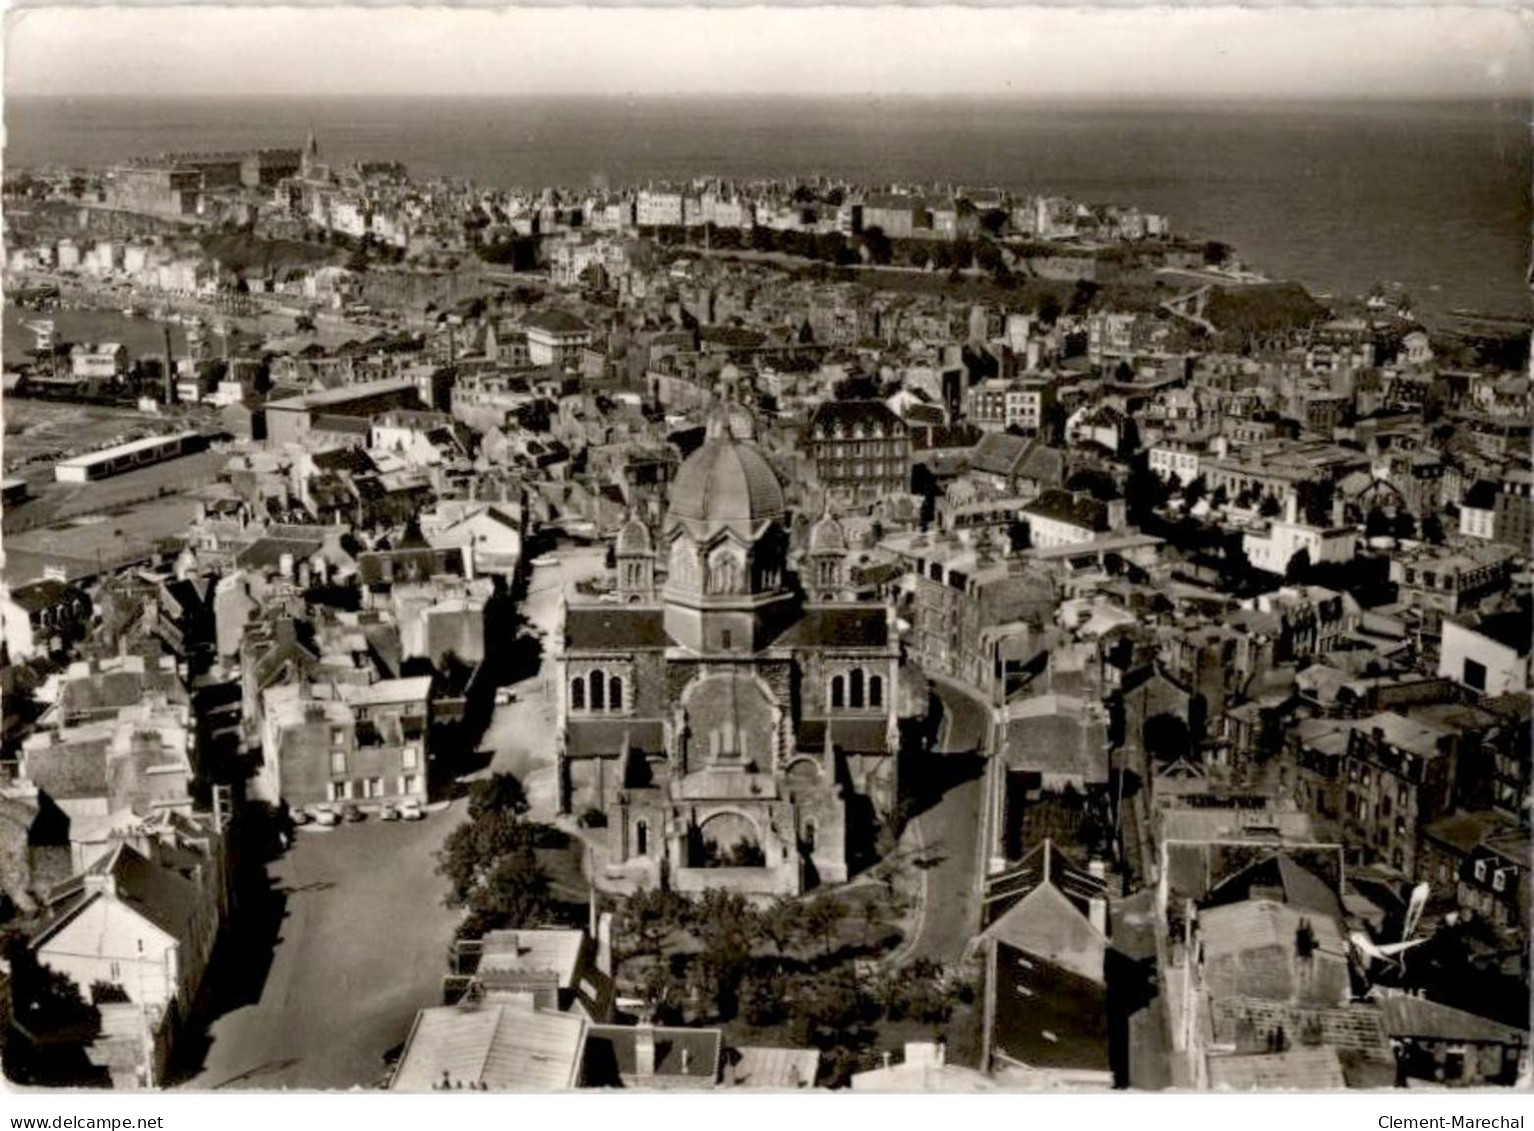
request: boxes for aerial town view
[0,5,1529,1101]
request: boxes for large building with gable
[556,404,900,897]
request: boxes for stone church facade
[556,407,900,897]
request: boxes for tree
[1366,507,1392,539]
[1392,510,1418,540]
[1202,240,1231,266]
[861,226,892,266]
[467,772,530,822]
[1182,475,1208,508]
[1284,547,1312,583]
[1124,455,1170,523]
[619,887,690,960]
[1295,479,1335,526]
[1210,483,1229,508]
[834,373,881,401]
[758,895,805,964]
[802,894,847,961]
[1008,518,1031,555]
[1422,513,1446,545]
[1037,293,1063,327]
[1259,494,1282,518]
[461,843,552,935]
[436,807,538,906]
[690,889,755,1020]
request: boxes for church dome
[667,411,785,530]
[616,515,653,555]
[807,512,847,554]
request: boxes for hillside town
[0,136,1529,1093]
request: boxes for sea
[5,95,1532,320]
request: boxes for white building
[1241,494,1357,576]
[1150,439,1205,487]
[636,189,685,228]
[1439,616,1531,697]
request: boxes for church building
[556,405,900,896]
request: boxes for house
[1241,494,1357,576]
[257,677,432,811]
[808,399,911,506]
[1002,693,1110,794]
[977,841,1115,1090]
[31,836,223,1033]
[1438,613,1531,697]
[1195,898,1351,1009]
[447,924,612,1018]
[1381,996,1529,1087]
[421,502,524,579]
[1022,488,1122,551]
[579,1023,723,1089]
[524,309,594,370]
[390,1001,587,1091]
[1,579,93,662]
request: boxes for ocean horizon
[6,94,1531,318]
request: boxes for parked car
[312,804,340,827]
[399,799,426,821]
[341,802,364,823]
[378,802,401,822]
[494,688,517,706]
[290,807,312,827]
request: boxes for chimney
[634,1026,656,1077]
[1089,894,1108,938]
[595,911,614,977]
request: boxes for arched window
[590,669,606,710]
[850,668,865,709]
[869,674,883,709]
[830,675,844,709]
[570,676,585,711]
[609,675,623,711]
[635,820,648,857]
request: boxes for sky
[4,5,1532,100]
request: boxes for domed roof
[667,434,785,531]
[616,515,653,555]
[807,511,847,554]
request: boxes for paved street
[904,675,992,964]
[181,806,463,1090]
[178,545,606,1089]
[478,545,606,817]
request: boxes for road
[477,545,606,817]
[180,806,463,1090]
[904,675,993,964]
[180,545,607,1089]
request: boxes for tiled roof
[1208,1048,1346,1091]
[1023,488,1110,533]
[796,718,889,755]
[1380,995,1530,1045]
[581,1025,721,1085]
[775,606,889,649]
[564,719,666,759]
[565,607,671,650]
[391,1004,585,1091]
[1208,997,1391,1063]
[991,938,1111,1074]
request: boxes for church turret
[661,403,795,654]
[615,511,656,602]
